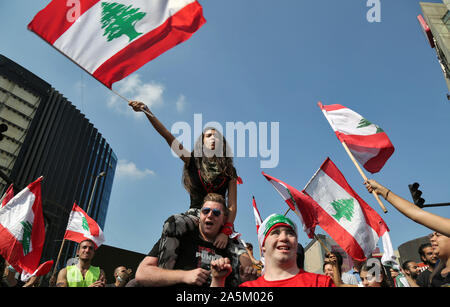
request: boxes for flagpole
[51,238,66,280]
[341,141,388,213]
[314,234,330,254]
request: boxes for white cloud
[116,159,155,179]
[175,94,186,113]
[107,74,165,118]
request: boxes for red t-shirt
[240,270,335,287]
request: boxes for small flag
[318,102,395,173]
[252,196,262,234]
[1,184,14,207]
[303,158,389,261]
[262,172,318,239]
[0,177,51,281]
[28,0,206,89]
[64,203,105,248]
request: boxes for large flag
[303,158,389,261]
[28,0,206,89]
[64,203,105,248]
[0,177,53,280]
[262,172,318,239]
[318,102,394,174]
[1,184,14,207]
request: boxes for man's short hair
[402,260,414,271]
[77,239,96,251]
[418,243,432,258]
[202,193,229,216]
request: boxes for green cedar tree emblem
[331,198,355,222]
[82,217,90,232]
[101,2,147,42]
[285,187,297,207]
[357,118,384,133]
[20,221,33,256]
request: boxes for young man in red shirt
[211,214,334,287]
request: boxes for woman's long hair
[182,127,236,194]
[429,259,444,287]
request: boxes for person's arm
[214,179,237,249]
[22,276,39,287]
[135,256,210,287]
[88,269,106,287]
[55,268,68,287]
[365,180,450,237]
[129,101,190,163]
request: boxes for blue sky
[1,0,449,260]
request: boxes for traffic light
[0,124,7,141]
[408,182,425,208]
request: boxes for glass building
[0,54,117,272]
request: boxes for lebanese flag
[64,203,105,248]
[318,102,395,173]
[0,177,52,280]
[28,0,206,89]
[303,158,389,261]
[1,184,14,207]
[262,172,318,239]
[252,196,263,234]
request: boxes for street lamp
[86,171,106,215]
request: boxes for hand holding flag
[318,102,395,213]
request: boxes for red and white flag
[318,102,395,174]
[303,158,389,261]
[0,177,53,281]
[262,172,318,239]
[28,0,206,89]
[252,196,263,234]
[64,203,105,248]
[1,184,14,207]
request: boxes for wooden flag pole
[314,234,330,254]
[51,238,66,279]
[341,141,388,213]
[110,89,155,118]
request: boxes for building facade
[0,54,117,272]
[419,1,450,99]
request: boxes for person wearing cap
[211,214,334,287]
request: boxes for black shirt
[148,231,237,287]
[431,265,450,287]
[416,269,432,287]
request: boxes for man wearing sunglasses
[136,193,251,287]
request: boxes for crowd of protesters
[1,102,448,288]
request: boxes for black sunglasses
[201,207,222,217]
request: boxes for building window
[442,10,450,26]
